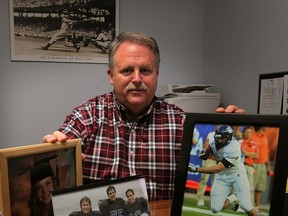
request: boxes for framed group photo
[0,139,82,216]
[52,175,150,216]
[9,0,119,63]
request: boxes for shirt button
[130,151,134,156]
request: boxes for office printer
[157,84,221,113]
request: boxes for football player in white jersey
[189,125,258,216]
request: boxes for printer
[157,84,221,113]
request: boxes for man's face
[33,176,54,204]
[107,41,159,117]
[243,128,253,139]
[108,189,116,201]
[126,191,135,203]
[81,201,91,215]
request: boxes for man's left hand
[216,105,245,113]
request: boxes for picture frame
[52,175,150,216]
[258,71,288,114]
[171,113,288,216]
[9,0,119,64]
[0,138,83,216]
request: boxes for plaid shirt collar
[112,91,155,126]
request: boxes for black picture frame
[52,175,150,216]
[171,113,288,216]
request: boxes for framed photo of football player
[0,138,82,216]
[171,113,288,216]
[51,175,150,216]
[9,0,119,63]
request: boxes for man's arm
[189,162,225,174]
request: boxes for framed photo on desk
[51,175,149,216]
[171,113,288,216]
[0,139,82,216]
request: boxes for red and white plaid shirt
[59,92,185,200]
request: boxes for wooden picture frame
[171,113,288,216]
[0,139,83,216]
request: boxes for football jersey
[123,197,149,216]
[99,198,125,216]
[208,135,245,175]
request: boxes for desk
[149,200,172,216]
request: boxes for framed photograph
[171,113,288,216]
[52,175,150,216]
[258,71,288,114]
[0,139,82,216]
[9,0,119,63]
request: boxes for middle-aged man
[43,31,244,201]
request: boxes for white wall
[203,0,288,113]
[0,0,204,148]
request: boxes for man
[188,125,258,216]
[124,189,150,216]
[195,131,216,207]
[42,31,244,201]
[41,10,80,52]
[69,196,101,216]
[240,126,259,205]
[98,186,125,216]
[250,127,271,215]
[93,29,112,53]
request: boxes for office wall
[203,0,288,112]
[0,0,204,147]
[2,0,288,148]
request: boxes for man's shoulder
[225,139,241,153]
[69,211,80,216]
[99,198,109,206]
[135,197,148,206]
[116,197,125,203]
[154,98,186,117]
[91,210,102,216]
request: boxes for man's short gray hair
[108,31,160,70]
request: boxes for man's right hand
[42,131,68,143]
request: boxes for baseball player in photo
[188,124,258,216]
[41,10,80,52]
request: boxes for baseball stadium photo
[9,0,119,63]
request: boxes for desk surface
[149,200,172,216]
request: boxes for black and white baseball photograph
[9,0,119,63]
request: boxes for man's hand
[198,147,212,160]
[216,105,245,114]
[42,131,68,143]
[188,163,199,172]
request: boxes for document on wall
[259,77,283,114]
[282,75,288,114]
